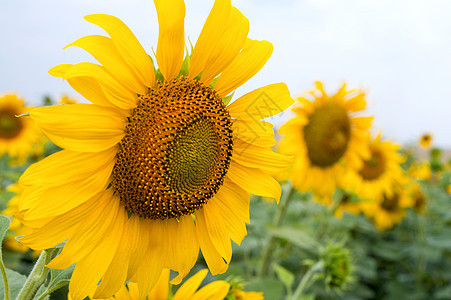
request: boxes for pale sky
[1,0,450,147]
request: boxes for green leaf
[246,277,284,300]
[274,263,294,295]
[0,215,11,249]
[222,92,234,106]
[49,264,74,289]
[269,227,320,254]
[178,49,191,77]
[0,269,26,299]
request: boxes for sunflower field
[1,1,451,300]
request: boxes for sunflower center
[0,109,23,139]
[112,77,233,220]
[381,193,400,211]
[359,148,386,180]
[303,101,351,167]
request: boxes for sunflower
[419,133,432,148]
[343,134,405,202]
[278,81,372,197]
[0,94,41,162]
[59,96,78,105]
[407,161,432,182]
[333,192,366,218]
[69,269,232,300]
[2,184,33,253]
[15,1,293,299]
[360,186,410,231]
[399,182,427,213]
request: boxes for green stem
[16,248,59,300]
[35,280,69,300]
[291,261,323,300]
[259,183,295,277]
[0,255,10,300]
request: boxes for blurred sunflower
[0,94,41,162]
[2,184,32,253]
[343,134,405,202]
[59,96,78,105]
[16,1,293,299]
[407,161,432,182]
[419,133,432,148]
[333,192,365,218]
[69,269,233,300]
[360,184,409,231]
[278,81,372,197]
[400,182,426,213]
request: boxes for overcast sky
[1,0,450,147]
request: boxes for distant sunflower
[419,133,432,148]
[0,94,40,161]
[59,96,78,105]
[2,184,34,254]
[361,187,409,231]
[333,192,366,218]
[16,1,293,299]
[70,269,231,300]
[343,134,405,202]
[400,182,426,213]
[407,161,432,182]
[278,81,372,197]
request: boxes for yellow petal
[233,119,276,147]
[199,205,232,265]
[84,14,155,87]
[49,64,117,108]
[196,210,228,275]
[173,269,208,300]
[18,192,101,250]
[30,104,125,152]
[214,38,273,97]
[199,7,249,85]
[20,148,116,187]
[227,83,293,120]
[191,281,230,300]
[147,269,170,300]
[227,162,281,203]
[65,35,147,94]
[189,0,231,78]
[47,190,120,270]
[169,215,199,285]
[233,140,293,173]
[93,217,138,299]
[20,162,113,227]
[63,62,137,109]
[154,0,186,80]
[69,208,125,300]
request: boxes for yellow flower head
[278,81,372,197]
[0,94,41,162]
[59,96,78,105]
[419,133,432,148]
[16,1,293,299]
[360,182,410,231]
[343,134,405,202]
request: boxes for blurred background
[1,0,450,147]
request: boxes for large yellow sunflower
[343,134,405,202]
[15,1,293,299]
[278,81,372,197]
[0,94,41,161]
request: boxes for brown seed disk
[381,192,400,211]
[0,108,23,139]
[303,101,351,167]
[112,77,233,220]
[359,147,386,181]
